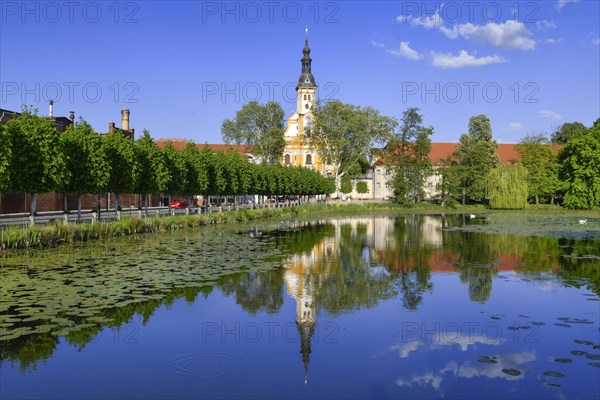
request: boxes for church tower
[282,27,321,172]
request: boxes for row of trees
[436,115,600,209]
[0,107,335,221]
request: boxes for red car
[170,198,188,209]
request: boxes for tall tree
[305,100,396,193]
[162,141,188,206]
[551,122,587,144]
[487,163,529,209]
[388,108,433,204]
[4,107,65,223]
[135,130,170,214]
[0,123,11,192]
[60,119,110,219]
[515,133,560,204]
[221,101,286,164]
[102,130,138,219]
[558,119,600,209]
[453,114,499,204]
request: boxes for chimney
[69,111,75,123]
[108,121,115,132]
[121,109,130,131]
[49,100,53,117]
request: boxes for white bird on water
[469,214,476,219]
[579,219,588,225]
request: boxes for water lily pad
[477,355,498,364]
[585,354,600,360]
[574,339,595,346]
[588,362,600,368]
[571,350,588,356]
[531,322,545,326]
[554,358,572,364]
[502,368,522,377]
[543,371,565,378]
[555,323,571,328]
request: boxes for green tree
[356,181,368,199]
[135,130,170,214]
[388,108,433,204]
[515,133,560,204]
[60,119,110,219]
[436,157,460,208]
[487,163,529,209]
[4,107,65,223]
[340,175,352,195]
[305,100,396,194]
[453,114,499,204]
[558,119,600,209]
[180,142,209,208]
[162,141,188,205]
[221,101,286,164]
[102,130,138,219]
[0,123,11,191]
[551,122,587,144]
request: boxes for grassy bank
[0,202,400,250]
[1,202,595,251]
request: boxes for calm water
[1,214,599,399]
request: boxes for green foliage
[221,101,286,163]
[452,114,499,204]
[340,175,352,194]
[60,119,110,195]
[0,123,11,191]
[388,108,433,204]
[306,100,396,190]
[101,130,138,195]
[551,122,587,144]
[356,181,368,194]
[558,120,600,209]
[515,134,560,204]
[4,107,65,194]
[182,142,209,195]
[162,141,187,196]
[135,130,170,195]
[487,163,529,209]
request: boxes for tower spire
[297,28,316,89]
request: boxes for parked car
[170,198,188,209]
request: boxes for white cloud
[540,110,563,120]
[558,0,579,10]
[593,38,600,45]
[401,11,535,50]
[390,341,422,358]
[509,122,524,131]
[387,41,424,60]
[536,20,557,30]
[431,50,507,68]
[542,38,563,44]
[371,41,385,48]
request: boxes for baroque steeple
[297,26,316,89]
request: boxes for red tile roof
[428,143,522,165]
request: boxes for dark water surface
[1,214,599,399]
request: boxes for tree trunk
[115,194,120,220]
[63,194,68,213]
[29,193,36,226]
[77,194,82,222]
[97,193,101,221]
[535,195,539,205]
[144,194,148,217]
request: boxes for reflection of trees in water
[218,269,285,315]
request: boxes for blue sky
[1,0,599,144]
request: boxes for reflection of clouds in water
[390,333,504,358]
[395,352,536,391]
[390,340,422,358]
[434,333,505,352]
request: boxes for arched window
[308,95,311,101]
[306,154,312,165]
[284,154,291,164]
[304,94,307,100]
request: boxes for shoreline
[1,202,596,251]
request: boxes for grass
[1,202,596,251]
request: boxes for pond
[1,213,599,399]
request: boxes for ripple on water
[170,354,235,379]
